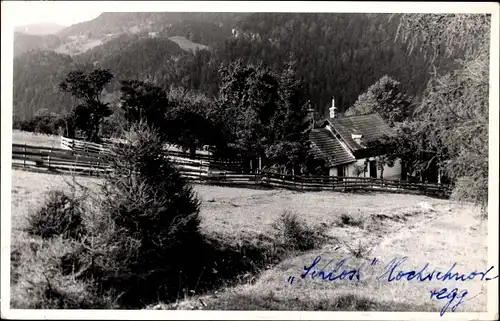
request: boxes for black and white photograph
[1,1,498,320]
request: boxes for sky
[6,1,103,27]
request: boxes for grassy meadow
[9,168,489,313]
[12,130,61,148]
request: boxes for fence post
[47,148,52,170]
[199,159,202,183]
[23,143,27,168]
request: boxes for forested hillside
[220,13,458,114]
[80,37,187,91]
[13,51,79,119]
[13,13,456,120]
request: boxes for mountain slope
[77,36,189,90]
[160,19,234,46]
[13,13,457,121]
[210,13,457,113]
[13,36,193,120]
[57,12,249,39]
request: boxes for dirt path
[365,201,489,313]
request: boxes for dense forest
[13,13,457,120]
[13,51,79,119]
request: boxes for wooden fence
[61,136,109,155]
[61,136,215,157]
[13,143,113,176]
[11,143,452,198]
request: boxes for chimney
[329,97,337,118]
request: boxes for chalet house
[309,100,402,180]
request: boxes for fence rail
[11,143,451,198]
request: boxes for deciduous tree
[119,80,169,129]
[217,59,281,157]
[265,59,311,174]
[345,75,413,126]
[59,68,114,142]
[166,88,225,157]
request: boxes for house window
[338,165,348,177]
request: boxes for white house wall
[352,157,402,180]
[329,157,402,180]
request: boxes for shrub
[25,190,86,240]
[339,213,364,227]
[451,177,488,216]
[78,122,203,307]
[272,211,326,252]
[344,240,372,259]
[10,236,114,309]
[13,110,65,135]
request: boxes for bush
[13,117,35,132]
[13,109,65,135]
[25,190,86,240]
[451,177,488,216]
[272,211,326,252]
[77,122,203,307]
[10,236,115,309]
[344,240,372,259]
[339,213,363,227]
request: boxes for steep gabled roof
[309,128,356,167]
[323,113,395,152]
